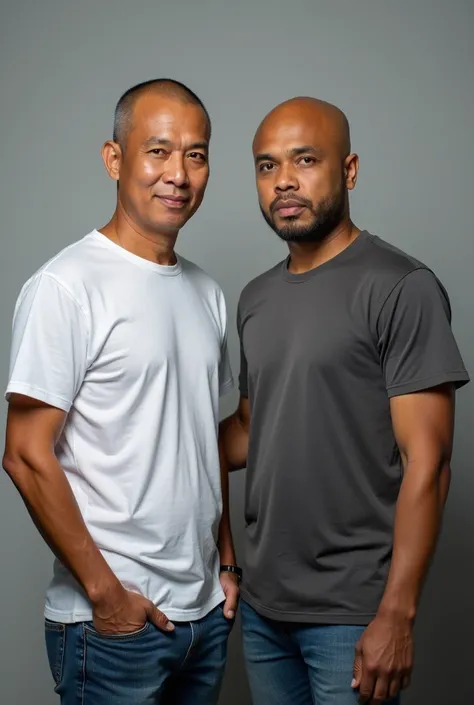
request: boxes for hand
[352,612,414,703]
[219,571,240,619]
[92,583,175,635]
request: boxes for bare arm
[379,383,453,619]
[216,396,251,616]
[353,383,454,702]
[3,393,173,633]
[219,395,251,471]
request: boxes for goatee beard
[261,191,346,244]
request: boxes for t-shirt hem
[44,588,225,624]
[386,370,470,398]
[5,382,72,412]
[240,590,375,626]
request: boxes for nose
[163,153,189,189]
[275,162,298,193]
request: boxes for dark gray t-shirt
[238,231,469,624]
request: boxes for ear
[344,153,359,191]
[101,140,123,182]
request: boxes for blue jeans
[241,601,400,705]
[45,603,233,704]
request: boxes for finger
[372,675,389,703]
[357,669,376,703]
[148,605,175,632]
[388,676,402,700]
[352,646,363,689]
[223,588,239,619]
[401,674,411,690]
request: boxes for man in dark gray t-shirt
[220,97,469,705]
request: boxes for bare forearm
[5,453,119,603]
[378,463,450,621]
[217,441,236,565]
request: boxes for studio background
[1,1,473,703]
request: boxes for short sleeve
[237,304,249,398]
[377,268,469,397]
[216,289,234,397]
[5,273,89,412]
[219,330,234,397]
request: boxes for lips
[274,199,306,210]
[157,195,189,209]
[273,199,307,217]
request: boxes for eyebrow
[254,152,274,164]
[143,136,208,151]
[290,145,324,158]
[254,145,324,164]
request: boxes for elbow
[2,445,37,492]
[2,449,25,483]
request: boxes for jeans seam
[58,625,66,688]
[179,623,195,669]
[81,623,86,705]
[84,622,151,641]
[45,621,66,687]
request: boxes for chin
[155,211,191,230]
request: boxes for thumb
[223,588,239,620]
[352,647,362,689]
[147,603,175,632]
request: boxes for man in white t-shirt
[3,78,241,705]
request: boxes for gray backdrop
[1,1,473,703]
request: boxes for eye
[149,148,167,156]
[188,152,207,162]
[258,163,275,173]
[298,156,316,166]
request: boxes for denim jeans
[241,601,400,705]
[45,603,233,704]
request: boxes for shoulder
[16,233,98,311]
[357,232,450,311]
[380,267,452,321]
[179,256,229,330]
[361,232,429,281]
[179,256,223,300]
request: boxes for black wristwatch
[220,565,243,583]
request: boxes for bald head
[113,78,211,149]
[254,97,351,159]
[252,96,358,245]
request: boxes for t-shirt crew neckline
[281,230,370,283]
[92,229,183,276]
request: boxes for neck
[101,203,178,266]
[287,220,360,274]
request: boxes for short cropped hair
[113,78,211,147]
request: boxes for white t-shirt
[6,230,234,623]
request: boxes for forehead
[129,94,210,144]
[253,110,337,157]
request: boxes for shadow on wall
[405,489,474,705]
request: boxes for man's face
[253,112,347,243]
[116,94,210,235]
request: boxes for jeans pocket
[217,601,236,629]
[84,621,152,641]
[44,619,65,687]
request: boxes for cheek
[256,179,273,206]
[189,170,209,199]
[135,158,162,186]
[302,170,334,201]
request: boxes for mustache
[270,195,313,213]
